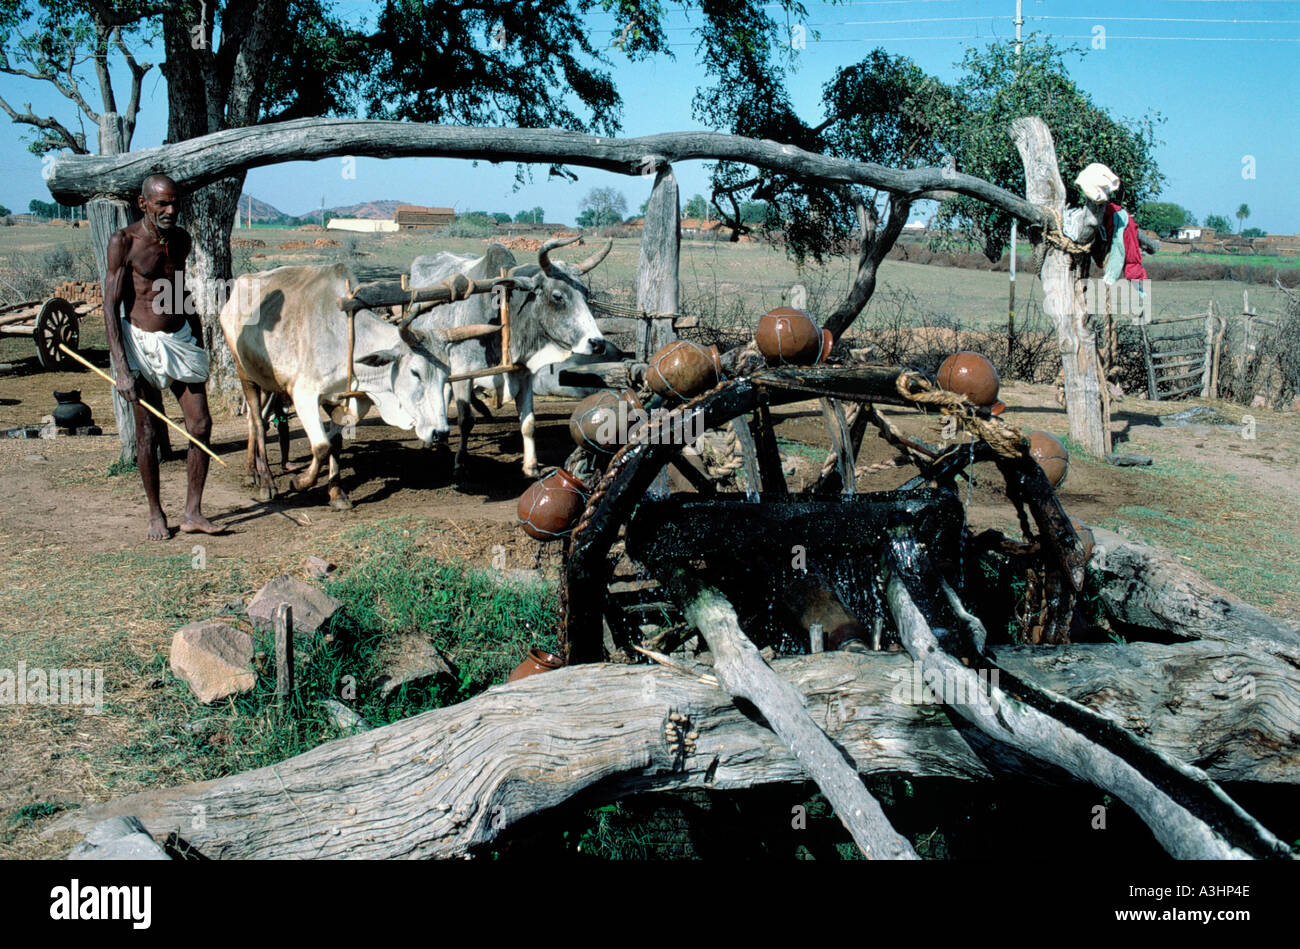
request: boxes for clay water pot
[569,391,623,452]
[516,467,587,540]
[1029,431,1070,488]
[52,390,92,429]
[816,328,834,365]
[937,352,1005,416]
[646,341,722,401]
[507,648,564,683]
[1070,517,1095,563]
[756,307,822,365]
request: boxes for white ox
[407,234,611,479]
[218,263,451,509]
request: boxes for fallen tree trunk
[677,577,918,859]
[48,643,1300,859]
[883,566,1289,863]
[1089,526,1300,666]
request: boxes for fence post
[1201,299,1211,395]
[274,603,294,712]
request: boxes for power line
[844,16,1013,24]
[1029,15,1299,24]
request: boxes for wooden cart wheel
[35,297,79,369]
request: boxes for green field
[1,223,1292,339]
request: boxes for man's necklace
[144,218,169,246]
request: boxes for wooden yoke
[340,278,365,400]
[445,266,524,384]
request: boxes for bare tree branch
[113,26,151,143]
[0,93,87,153]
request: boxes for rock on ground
[170,621,257,704]
[247,574,341,635]
[68,816,169,860]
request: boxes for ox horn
[437,323,501,344]
[537,233,585,277]
[575,238,614,275]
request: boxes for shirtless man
[103,173,221,540]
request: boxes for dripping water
[731,419,762,503]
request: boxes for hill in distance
[236,195,411,225]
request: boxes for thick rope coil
[1038,205,1094,256]
[699,422,744,480]
[895,372,1029,460]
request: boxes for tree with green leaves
[1204,214,1232,234]
[933,37,1163,260]
[1236,204,1251,234]
[1139,202,1194,237]
[577,187,626,229]
[514,207,544,225]
[1241,227,1265,239]
[684,194,710,219]
[29,197,58,218]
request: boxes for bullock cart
[0,296,88,368]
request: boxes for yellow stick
[57,343,228,467]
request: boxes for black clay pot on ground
[52,390,92,430]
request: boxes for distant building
[327,218,399,233]
[680,217,733,239]
[1176,226,1215,240]
[393,205,456,228]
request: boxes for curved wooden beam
[48,117,1051,228]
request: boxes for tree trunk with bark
[1011,117,1111,456]
[88,112,137,464]
[47,635,1299,859]
[157,3,278,412]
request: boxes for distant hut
[393,205,456,228]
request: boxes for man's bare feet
[282,460,307,473]
[179,512,222,535]
[147,515,170,541]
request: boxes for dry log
[637,165,681,361]
[884,557,1292,859]
[47,641,1300,859]
[88,112,137,465]
[48,118,1059,234]
[1089,526,1300,665]
[677,577,918,859]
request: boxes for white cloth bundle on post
[1074,163,1120,204]
[121,318,210,391]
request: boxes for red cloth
[1093,203,1148,282]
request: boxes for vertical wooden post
[274,603,294,707]
[1011,118,1110,456]
[1201,302,1215,399]
[637,164,680,360]
[88,112,137,465]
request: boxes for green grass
[6,801,76,828]
[106,458,138,477]
[1096,452,1300,610]
[114,521,559,785]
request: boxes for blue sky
[2,0,1297,232]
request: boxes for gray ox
[407,234,611,479]
[218,263,451,509]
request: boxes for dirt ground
[2,334,1299,858]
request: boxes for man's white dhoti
[121,318,209,391]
